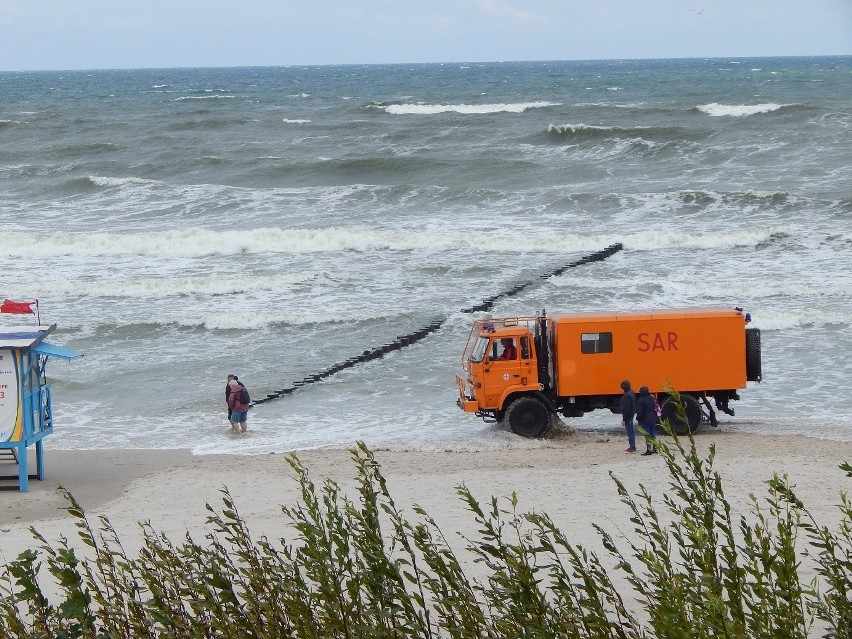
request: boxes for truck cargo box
[549,306,747,397]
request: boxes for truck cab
[456,317,550,436]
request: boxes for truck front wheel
[505,396,550,438]
[660,394,702,436]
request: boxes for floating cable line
[252,243,623,405]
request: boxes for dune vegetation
[2,400,850,638]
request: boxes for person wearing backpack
[635,386,659,456]
[227,378,250,433]
[225,374,245,420]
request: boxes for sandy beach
[1,430,850,576]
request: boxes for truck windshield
[470,335,489,363]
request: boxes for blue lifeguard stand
[0,324,82,491]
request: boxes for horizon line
[1,53,850,74]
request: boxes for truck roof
[548,306,743,323]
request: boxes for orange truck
[456,306,761,437]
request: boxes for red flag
[0,299,35,314]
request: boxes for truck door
[483,336,523,408]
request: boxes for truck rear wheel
[660,394,702,436]
[505,396,550,438]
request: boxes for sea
[1,57,850,455]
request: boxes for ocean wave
[89,175,155,188]
[620,227,787,251]
[72,309,409,332]
[8,272,322,299]
[547,123,689,141]
[558,276,852,300]
[41,174,157,197]
[48,142,122,158]
[677,189,792,206]
[0,227,471,257]
[695,103,798,117]
[166,116,256,130]
[58,176,105,193]
[172,95,237,101]
[0,226,790,259]
[380,101,559,115]
[282,118,311,124]
[605,189,804,220]
[748,309,852,331]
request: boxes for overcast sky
[1,0,850,72]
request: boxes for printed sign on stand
[0,349,22,443]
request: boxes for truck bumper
[456,375,479,413]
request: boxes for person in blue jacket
[635,385,659,455]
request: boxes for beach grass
[1,410,850,638]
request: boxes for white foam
[0,225,789,259]
[697,103,791,117]
[620,227,785,251]
[11,272,321,299]
[63,305,409,335]
[172,95,236,101]
[748,309,852,331]
[282,118,311,124]
[382,101,559,115]
[555,276,852,308]
[674,281,851,299]
[548,123,658,135]
[115,308,408,331]
[89,175,155,188]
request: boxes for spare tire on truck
[660,394,702,436]
[746,327,762,382]
[504,396,549,438]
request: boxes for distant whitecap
[697,102,791,117]
[382,101,559,115]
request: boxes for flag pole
[36,299,40,325]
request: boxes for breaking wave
[8,272,322,299]
[0,227,789,259]
[746,309,852,331]
[380,101,559,115]
[696,103,798,117]
[547,123,688,140]
[71,309,411,332]
[172,95,236,101]
[558,275,852,300]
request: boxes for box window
[581,332,612,354]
